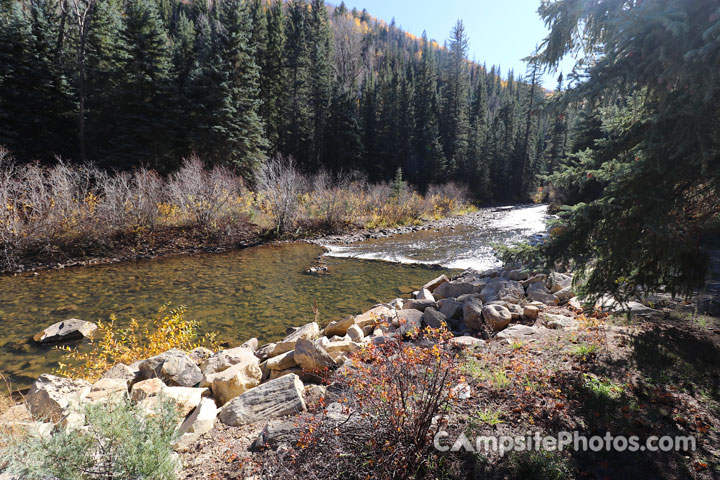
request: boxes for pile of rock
[9,267,580,459]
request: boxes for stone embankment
[2,265,584,471]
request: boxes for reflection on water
[0,204,548,388]
[325,204,550,271]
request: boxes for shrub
[507,450,574,480]
[257,156,305,234]
[0,396,180,480]
[269,326,466,479]
[56,304,219,381]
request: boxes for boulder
[218,374,307,426]
[323,316,355,337]
[131,378,165,402]
[346,324,364,342]
[506,303,523,320]
[272,322,320,356]
[403,299,437,311]
[480,279,525,304]
[523,305,540,320]
[434,281,474,300]
[508,270,530,281]
[26,374,90,422]
[482,304,512,331]
[415,288,435,302]
[33,319,97,344]
[294,338,335,372]
[174,397,218,450]
[521,274,547,288]
[527,281,550,294]
[527,291,560,305]
[449,336,485,349]
[269,367,304,381]
[354,306,393,328]
[188,347,214,366]
[86,378,128,402]
[325,340,361,355]
[438,298,463,319]
[422,274,449,293]
[554,287,575,302]
[462,300,485,331]
[255,343,277,362]
[266,350,298,371]
[139,349,203,387]
[544,313,574,330]
[250,420,300,452]
[100,363,138,385]
[163,386,210,417]
[389,298,404,310]
[547,272,572,293]
[495,325,540,342]
[201,346,261,377]
[208,360,263,406]
[396,309,424,337]
[240,338,259,352]
[422,307,447,329]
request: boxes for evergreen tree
[262,0,286,153]
[306,0,333,170]
[468,68,490,197]
[539,0,720,300]
[440,20,470,179]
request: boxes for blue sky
[344,0,570,88]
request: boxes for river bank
[2,265,718,479]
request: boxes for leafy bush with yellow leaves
[55,304,219,381]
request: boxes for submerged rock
[33,319,97,344]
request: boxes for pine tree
[282,0,312,168]
[262,0,286,153]
[468,68,490,198]
[440,20,470,179]
[414,33,446,187]
[306,0,333,171]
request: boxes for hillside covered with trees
[0,0,557,201]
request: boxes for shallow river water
[0,204,548,387]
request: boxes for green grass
[583,374,623,399]
[569,343,598,360]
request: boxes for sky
[345,0,572,88]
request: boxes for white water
[324,204,550,272]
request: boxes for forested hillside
[0,0,556,200]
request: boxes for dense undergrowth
[0,150,473,272]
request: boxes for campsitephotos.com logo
[434,431,697,457]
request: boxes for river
[0,204,549,387]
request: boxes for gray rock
[479,279,525,303]
[86,378,128,402]
[544,313,574,329]
[207,358,263,405]
[527,291,560,305]
[346,324,364,342]
[422,307,447,329]
[547,272,572,293]
[139,349,203,387]
[448,336,485,348]
[201,346,259,377]
[272,322,320,356]
[250,420,300,452]
[396,309,424,336]
[255,343,277,362]
[33,319,97,344]
[481,304,512,331]
[496,325,540,342]
[422,274,449,293]
[294,338,335,372]
[434,281,475,300]
[438,298,463,319]
[240,338,259,352]
[188,347,214,366]
[521,274,547,288]
[508,270,529,281]
[354,305,393,328]
[416,288,435,302]
[174,397,218,450]
[101,363,139,385]
[403,299,437,311]
[523,305,540,320]
[26,374,91,421]
[555,286,575,302]
[218,374,306,426]
[323,316,355,337]
[266,350,298,371]
[462,299,485,331]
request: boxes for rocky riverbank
[3,264,719,479]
